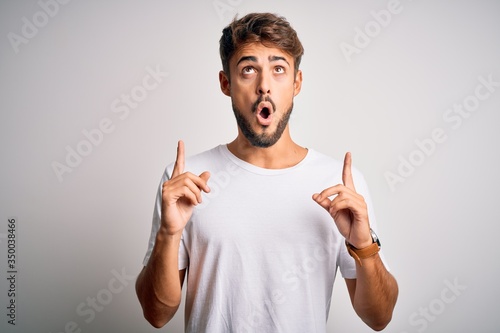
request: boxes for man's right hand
[160,140,210,236]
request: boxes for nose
[256,72,271,95]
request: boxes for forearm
[352,254,398,331]
[136,228,184,328]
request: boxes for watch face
[370,228,381,247]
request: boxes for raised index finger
[171,140,185,178]
[342,152,355,190]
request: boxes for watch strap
[346,241,380,267]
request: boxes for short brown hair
[219,13,304,78]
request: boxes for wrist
[347,233,372,250]
[346,228,381,266]
[350,239,373,250]
[346,241,379,266]
[157,225,183,243]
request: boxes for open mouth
[259,107,271,119]
[255,102,274,126]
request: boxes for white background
[1,0,499,332]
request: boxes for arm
[313,152,398,330]
[345,256,398,331]
[135,235,186,328]
[136,140,210,328]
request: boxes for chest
[184,173,340,258]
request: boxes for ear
[293,69,303,96]
[219,71,231,97]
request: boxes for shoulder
[305,149,368,189]
[163,145,226,179]
[304,149,345,177]
[306,149,342,168]
[185,145,224,165]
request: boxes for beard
[231,96,293,148]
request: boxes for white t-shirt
[143,145,383,332]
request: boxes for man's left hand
[312,152,372,249]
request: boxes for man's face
[220,42,302,148]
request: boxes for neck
[227,128,308,169]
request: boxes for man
[136,12,398,332]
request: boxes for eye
[242,66,255,75]
[274,66,285,74]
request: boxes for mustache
[252,96,276,113]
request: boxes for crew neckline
[218,144,313,175]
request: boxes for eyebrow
[269,55,290,66]
[236,55,290,67]
[236,56,257,66]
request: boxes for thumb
[199,171,211,192]
[312,193,332,212]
